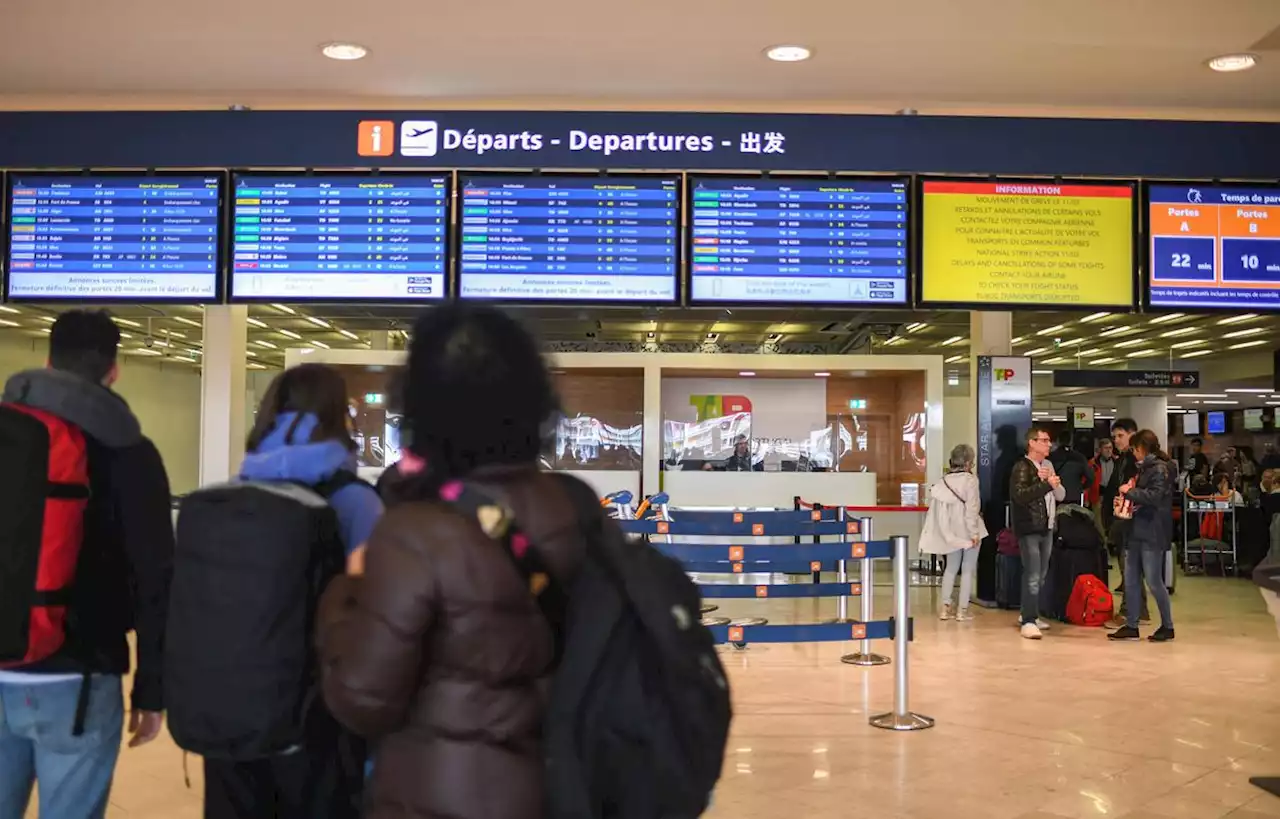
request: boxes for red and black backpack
[0,404,91,667]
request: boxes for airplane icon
[400,121,439,157]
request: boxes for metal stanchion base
[729,617,768,626]
[700,604,719,614]
[869,711,935,731]
[841,652,890,666]
[702,616,731,626]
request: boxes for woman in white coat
[920,444,988,621]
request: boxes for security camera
[144,337,156,349]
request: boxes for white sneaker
[1036,618,1052,631]
[955,608,974,622]
[939,604,954,621]
[1021,622,1043,640]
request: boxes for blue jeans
[1125,548,1174,630]
[0,675,123,819]
[1019,532,1053,625]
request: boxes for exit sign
[364,392,384,405]
[848,399,867,410]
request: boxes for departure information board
[920,179,1135,308]
[458,174,678,302]
[1148,184,1280,309]
[688,176,909,304]
[230,174,449,301]
[5,174,222,301]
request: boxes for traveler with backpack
[1108,429,1176,642]
[920,444,987,622]
[318,303,730,819]
[167,363,383,819]
[1009,425,1065,640]
[0,310,174,819]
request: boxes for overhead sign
[919,180,1135,309]
[1052,370,1199,389]
[1,111,1280,178]
[1071,406,1096,429]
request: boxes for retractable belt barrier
[616,504,934,730]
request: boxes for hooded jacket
[0,369,173,711]
[239,412,383,556]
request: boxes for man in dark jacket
[1010,425,1065,640]
[0,310,173,819]
[1050,429,1091,506]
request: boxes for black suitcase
[995,552,1022,610]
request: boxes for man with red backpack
[0,310,174,819]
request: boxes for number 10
[1241,254,1259,270]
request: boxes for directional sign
[1052,370,1199,389]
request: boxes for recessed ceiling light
[1229,339,1267,350]
[739,371,756,377]
[764,45,812,63]
[813,371,831,377]
[1206,53,1258,73]
[321,42,369,61]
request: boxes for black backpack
[165,473,362,760]
[446,475,731,819]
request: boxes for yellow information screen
[920,180,1135,307]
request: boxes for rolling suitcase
[995,552,1022,610]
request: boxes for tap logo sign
[995,368,1017,382]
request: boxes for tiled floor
[24,571,1280,818]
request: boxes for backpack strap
[311,470,373,500]
[440,482,570,658]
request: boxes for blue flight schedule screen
[688,177,909,304]
[6,174,221,301]
[458,175,678,302]
[230,175,448,301]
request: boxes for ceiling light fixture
[310,340,330,349]
[1229,339,1267,350]
[246,317,268,329]
[1113,338,1150,348]
[338,329,360,341]
[1176,393,1227,398]
[939,335,963,346]
[1125,348,1158,358]
[944,355,966,364]
[1225,388,1273,394]
[1202,400,1240,405]
[814,372,831,377]
[1090,357,1118,365]
[321,42,369,61]
[764,44,812,63]
[1223,327,1267,339]
[277,328,302,340]
[1217,313,1260,325]
[1099,326,1139,338]
[1025,346,1049,356]
[0,306,20,314]
[305,316,331,329]
[906,323,926,333]
[0,319,19,328]
[255,340,278,349]
[739,371,756,377]
[1171,339,1208,349]
[1036,324,1068,336]
[1148,313,1188,325]
[1206,53,1258,73]
[270,303,296,315]
[1032,369,1052,375]
[1079,312,1111,323]
[1179,350,1214,358]
[173,316,203,328]
[1159,326,1199,338]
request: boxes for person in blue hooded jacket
[239,363,383,557]
[202,363,383,819]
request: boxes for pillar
[199,305,249,486]
[369,330,390,351]
[642,359,663,498]
[1116,395,1169,445]
[966,312,1013,445]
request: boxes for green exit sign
[848,399,867,410]
[364,392,384,405]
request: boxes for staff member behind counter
[702,435,764,472]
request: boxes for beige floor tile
[17,572,1280,817]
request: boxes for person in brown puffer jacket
[317,303,587,819]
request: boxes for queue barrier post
[870,535,934,731]
[825,507,852,624]
[842,516,889,666]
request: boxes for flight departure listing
[1148,184,1280,309]
[921,180,1134,308]
[457,175,678,302]
[230,175,448,300]
[688,177,908,304]
[5,174,221,301]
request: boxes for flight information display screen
[1148,183,1280,309]
[688,176,909,304]
[457,174,679,302]
[230,174,449,301]
[5,173,222,301]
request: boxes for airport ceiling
[1,0,1279,112]
[1,305,1277,395]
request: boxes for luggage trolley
[1182,490,1238,576]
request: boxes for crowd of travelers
[0,305,732,819]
